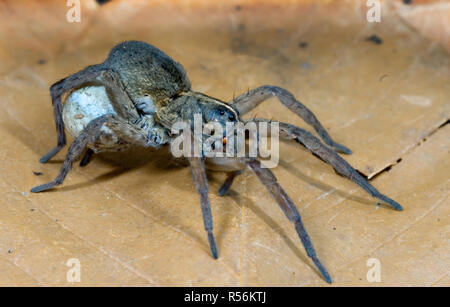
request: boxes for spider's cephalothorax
[32,41,403,284]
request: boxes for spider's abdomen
[105,41,191,105]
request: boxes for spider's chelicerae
[32,40,403,283]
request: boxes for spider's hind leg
[40,64,106,163]
[31,114,112,193]
[79,148,94,167]
[218,171,242,196]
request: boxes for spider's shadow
[232,189,314,275]
[35,145,181,192]
[40,146,212,252]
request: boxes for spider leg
[40,64,106,163]
[230,85,352,154]
[100,69,140,121]
[97,70,169,148]
[32,113,161,193]
[40,64,143,163]
[252,119,403,211]
[245,158,332,283]
[188,157,219,259]
[79,148,94,167]
[218,171,242,196]
[31,114,112,193]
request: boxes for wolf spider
[31,41,402,283]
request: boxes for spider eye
[219,109,225,116]
[228,113,235,121]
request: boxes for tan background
[0,0,448,286]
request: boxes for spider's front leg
[230,85,352,154]
[244,158,332,283]
[188,157,219,259]
[250,119,403,211]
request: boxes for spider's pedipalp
[230,85,352,154]
[246,158,332,283]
